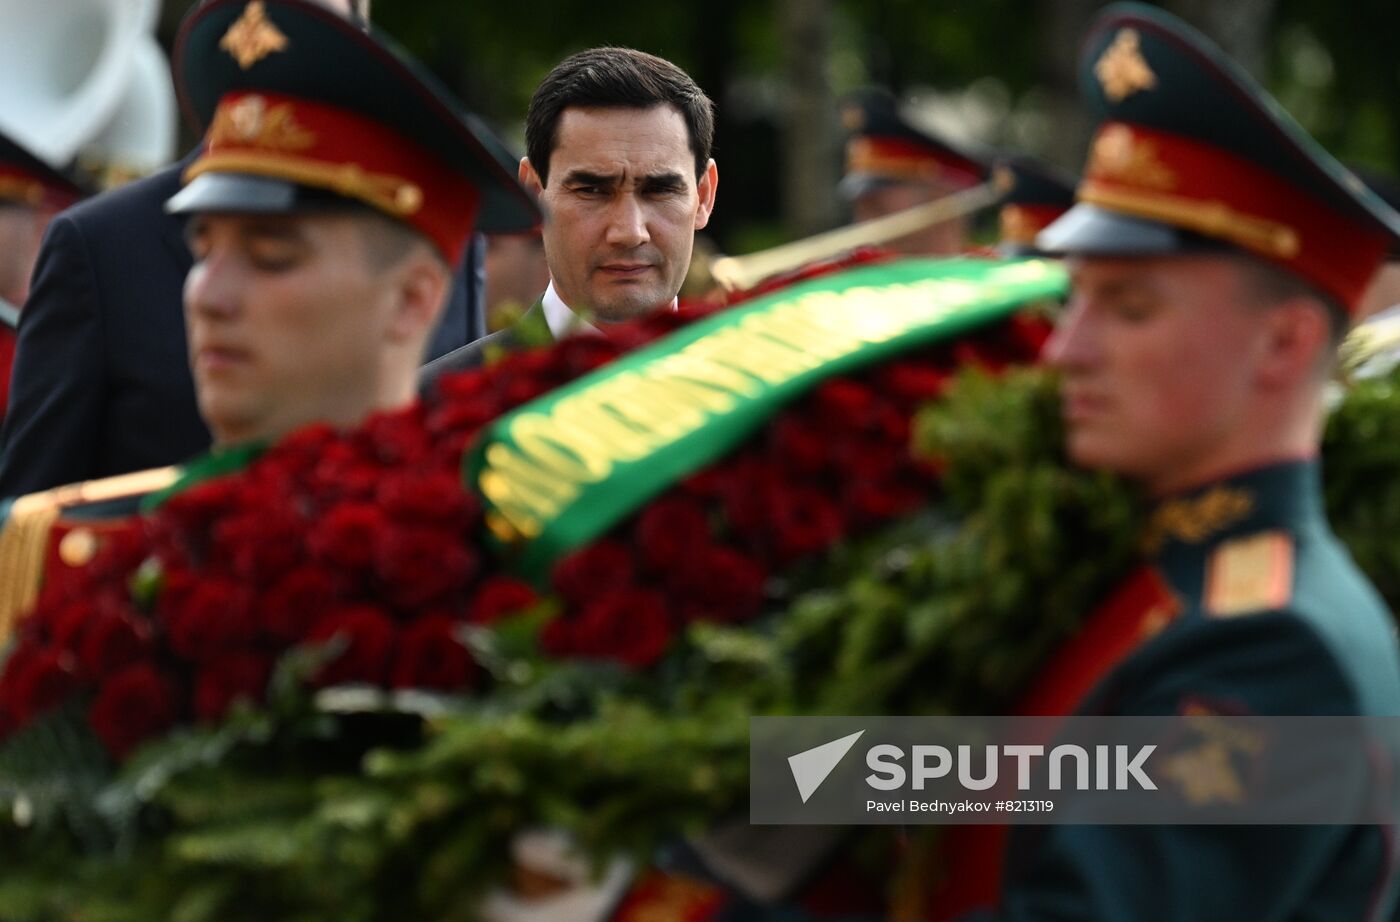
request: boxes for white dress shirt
[539,281,678,339]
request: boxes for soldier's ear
[386,247,450,345]
[1255,298,1333,389]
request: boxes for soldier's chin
[198,393,255,446]
[1063,430,1138,474]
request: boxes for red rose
[162,580,257,663]
[154,475,243,556]
[307,503,385,571]
[679,460,734,500]
[567,589,673,670]
[634,495,710,572]
[500,372,555,408]
[260,566,344,643]
[359,405,433,466]
[877,361,951,406]
[843,474,927,526]
[600,322,658,352]
[306,606,397,686]
[557,336,623,375]
[373,525,479,610]
[538,616,575,658]
[195,652,272,723]
[266,422,340,467]
[376,471,479,528]
[391,614,476,690]
[953,340,1010,374]
[309,443,383,503]
[8,648,80,724]
[78,610,153,682]
[45,598,99,652]
[88,662,177,759]
[469,576,540,625]
[768,486,845,562]
[831,436,904,485]
[814,379,877,422]
[213,507,306,583]
[770,415,828,476]
[720,458,784,534]
[424,397,501,443]
[499,348,559,378]
[1004,312,1053,360]
[864,400,911,445]
[86,521,151,582]
[671,545,767,623]
[551,540,637,605]
[434,367,494,402]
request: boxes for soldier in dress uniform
[839,87,990,257]
[991,155,1075,258]
[944,4,1400,919]
[0,131,89,418]
[0,0,535,642]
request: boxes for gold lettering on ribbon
[479,272,1040,538]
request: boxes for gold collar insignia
[1142,485,1254,554]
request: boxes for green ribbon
[140,441,269,512]
[464,257,1068,580]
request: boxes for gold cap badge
[220,1,289,71]
[841,103,866,134]
[1095,28,1157,103]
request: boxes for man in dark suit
[0,0,487,496]
[421,46,718,388]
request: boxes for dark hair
[525,47,715,186]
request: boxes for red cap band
[0,164,82,211]
[186,91,480,264]
[1079,121,1389,312]
[845,136,983,189]
[1000,203,1069,246]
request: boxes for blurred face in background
[851,180,967,257]
[484,232,551,330]
[0,204,55,304]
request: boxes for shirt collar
[540,281,679,339]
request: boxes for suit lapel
[498,298,552,351]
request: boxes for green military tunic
[989,460,1400,921]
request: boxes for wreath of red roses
[0,258,1050,760]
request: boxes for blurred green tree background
[157,0,1400,254]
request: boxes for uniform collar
[1141,458,1325,563]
